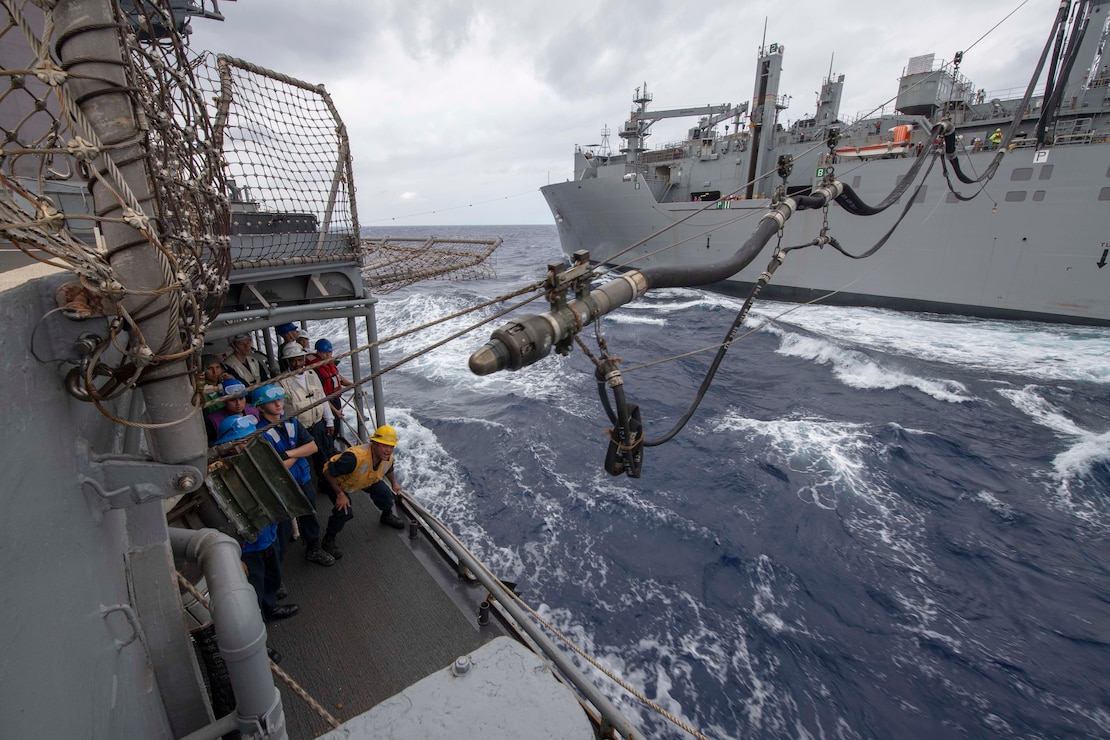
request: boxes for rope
[3,0,230,420]
[617,283,863,376]
[174,571,342,730]
[205,281,547,431]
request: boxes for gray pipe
[206,298,378,341]
[169,527,287,739]
[176,711,239,740]
[365,303,387,425]
[347,315,370,441]
[53,0,207,473]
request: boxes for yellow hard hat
[370,425,398,446]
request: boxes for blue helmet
[275,322,298,336]
[215,414,257,444]
[314,338,333,353]
[220,378,247,397]
[250,384,284,406]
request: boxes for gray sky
[188,0,1058,226]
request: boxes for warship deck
[264,492,506,738]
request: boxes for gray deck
[264,494,502,738]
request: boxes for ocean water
[336,224,1109,739]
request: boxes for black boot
[322,532,344,560]
[380,508,405,530]
[264,603,299,622]
[305,540,336,566]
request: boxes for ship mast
[746,42,786,199]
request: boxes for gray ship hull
[542,142,1110,325]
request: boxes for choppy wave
[753,303,1110,384]
[998,385,1110,528]
[769,327,973,402]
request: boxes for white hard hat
[280,342,307,359]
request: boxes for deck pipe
[205,297,378,341]
[469,181,844,376]
[53,0,207,472]
[170,527,287,740]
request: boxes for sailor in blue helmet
[251,384,336,568]
[275,322,299,343]
[214,413,258,446]
[206,378,261,444]
[212,413,300,623]
[274,322,300,370]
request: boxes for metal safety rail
[397,493,641,739]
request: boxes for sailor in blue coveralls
[213,414,299,623]
[251,384,336,567]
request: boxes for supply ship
[540,0,1110,326]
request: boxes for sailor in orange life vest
[312,338,353,431]
[323,425,407,556]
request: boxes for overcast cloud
[188,0,1060,226]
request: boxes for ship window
[1038,165,1053,180]
[1033,190,1046,202]
[1011,168,1033,181]
[1005,191,1026,202]
[913,185,928,203]
[1100,187,1110,201]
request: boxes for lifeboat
[835,124,914,159]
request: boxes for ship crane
[619,82,746,161]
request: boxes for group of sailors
[201,323,409,635]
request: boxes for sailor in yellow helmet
[321,425,406,558]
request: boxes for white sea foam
[712,408,956,657]
[751,554,805,637]
[972,490,1016,521]
[768,326,973,402]
[998,385,1110,526]
[386,408,526,578]
[998,385,1110,478]
[753,303,1110,384]
[605,312,668,327]
[712,410,934,566]
[712,411,883,511]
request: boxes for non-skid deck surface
[264,499,489,738]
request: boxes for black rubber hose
[639,218,780,289]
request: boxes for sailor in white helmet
[223,331,270,386]
[278,340,334,483]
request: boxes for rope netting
[0,0,500,422]
[192,53,362,266]
[361,235,500,293]
[0,0,229,409]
